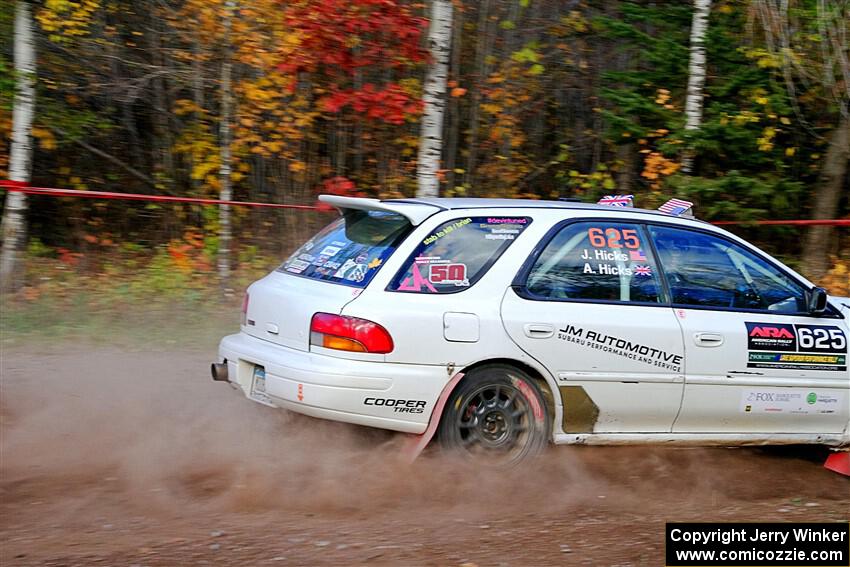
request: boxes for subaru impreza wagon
[213,196,849,463]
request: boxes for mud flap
[399,372,465,463]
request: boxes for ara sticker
[745,322,847,371]
[428,263,468,286]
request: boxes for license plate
[252,366,266,394]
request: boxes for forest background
[0,0,847,339]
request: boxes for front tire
[437,364,550,465]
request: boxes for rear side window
[279,210,411,288]
[524,221,664,303]
[389,216,532,293]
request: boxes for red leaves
[280,0,426,125]
[321,83,423,125]
[282,0,426,74]
[315,176,365,210]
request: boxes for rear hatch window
[279,210,411,288]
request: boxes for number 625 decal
[796,325,847,353]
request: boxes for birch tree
[416,0,453,198]
[681,0,712,174]
[753,0,850,279]
[0,1,36,292]
[218,0,235,287]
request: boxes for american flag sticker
[634,265,652,276]
[657,198,693,216]
[629,249,647,261]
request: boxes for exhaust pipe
[211,361,229,382]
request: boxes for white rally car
[214,196,849,463]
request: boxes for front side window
[525,221,664,303]
[649,225,806,313]
[279,210,411,288]
[389,216,532,293]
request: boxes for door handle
[265,323,280,335]
[524,323,555,339]
[694,332,724,347]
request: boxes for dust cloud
[1,347,608,520]
[2,345,847,565]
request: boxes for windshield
[278,210,412,288]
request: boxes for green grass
[1,287,243,350]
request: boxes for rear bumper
[217,332,449,434]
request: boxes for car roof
[319,195,708,226]
[389,197,705,223]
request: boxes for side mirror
[806,287,829,314]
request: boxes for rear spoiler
[318,195,442,226]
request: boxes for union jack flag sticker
[597,194,634,207]
[634,265,652,276]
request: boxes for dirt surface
[1,346,848,566]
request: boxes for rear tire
[437,364,550,465]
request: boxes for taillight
[310,312,394,354]
[240,292,249,325]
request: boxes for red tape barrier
[1,182,320,210]
[2,182,849,225]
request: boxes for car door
[647,224,849,434]
[501,219,686,434]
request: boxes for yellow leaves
[740,47,783,69]
[451,87,467,97]
[820,257,850,296]
[757,126,776,151]
[481,103,502,115]
[32,127,57,151]
[289,161,306,173]
[38,0,101,42]
[785,147,796,157]
[174,99,204,117]
[654,89,671,105]
[192,160,218,181]
[641,152,680,187]
[780,116,791,125]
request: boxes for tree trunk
[681,0,712,174]
[417,0,453,198]
[443,4,464,194]
[802,113,850,281]
[217,0,235,287]
[0,1,37,292]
